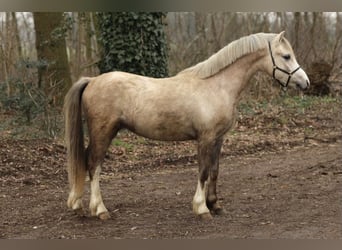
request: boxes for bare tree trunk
[11,12,23,60]
[276,12,288,33]
[262,13,270,33]
[33,12,72,106]
[294,12,301,51]
[75,12,82,78]
[310,13,318,60]
[331,12,342,81]
[210,14,221,53]
[84,13,92,63]
[0,33,10,96]
[89,12,99,57]
[0,12,14,96]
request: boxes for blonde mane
[179,33,277,79]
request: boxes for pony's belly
[139,129,196,141]
[130,124,197,141]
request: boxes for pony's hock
[64,32,310,220]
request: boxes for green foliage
[0,79,39,123]
[96,12,168,77]
[0,59,62,138]
[238,95,340,116]
[112,138,134,152]
[49,13,74,46]
[233,95,340,139]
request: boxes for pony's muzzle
[302,80,310,90]
[296,81,309,91]
[306,80,310,88]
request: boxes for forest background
[0,12,341,138]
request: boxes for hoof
[211,207,226,216]
[98,212,111,220]
[198,213,213,220]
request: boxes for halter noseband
[268,41,301,89]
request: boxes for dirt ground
[0,97,341,239]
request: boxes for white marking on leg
[89,166,108,216]
[67,187,84,210]
[192,180,210,215]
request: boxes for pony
[64,31,310,220]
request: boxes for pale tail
[64,77,92,200]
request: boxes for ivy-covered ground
[0,96,341,238]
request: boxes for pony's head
[267,31,310,90]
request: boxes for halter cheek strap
[268,41,301,89]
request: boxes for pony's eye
[282,54,291,60]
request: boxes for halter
[268,41,301,90]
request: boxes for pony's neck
[210,48,268,101]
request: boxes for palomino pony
[64,31,310,220]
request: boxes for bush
[0,60,62,138]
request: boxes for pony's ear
[274,31,285,43]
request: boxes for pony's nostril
[297,82,309,91]
[306,80,310,87]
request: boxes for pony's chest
[197,102,237,131]
[216,108,237,131]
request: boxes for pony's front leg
[193,179,211,219]
[193,137,223,220]
[206,138,225,215]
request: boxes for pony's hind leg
[66,150,87,216]
[89,163,110,220]
[67,168,87,216]
[87,123,119,220]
